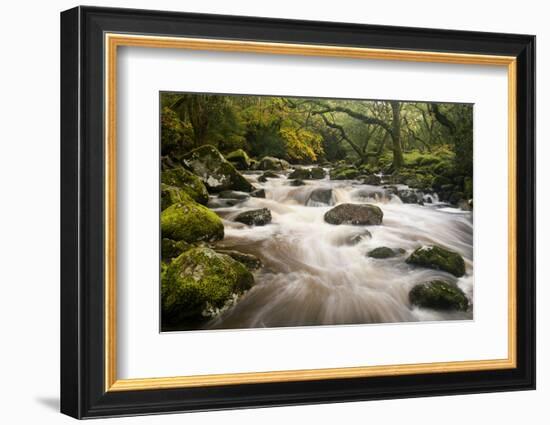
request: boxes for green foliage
[280,127,323,162]
[160,106,193,156]
[160,93,473,196]
[330,166,360,180]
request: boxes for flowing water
[207,168,473,330]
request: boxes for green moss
[161,184,186,211]
[358,163,381,175]
[261,171,280,179]
[258,156,290,171]
[310,167,326,179]
[330,167,360,180]
[288,168,312,179]
[161,194,224,243]
[161,238,190,261]
[406,245,466,277]
[162,247,254,325]
[368,247,399,259]
[403,150,445,168]
[183,144,253,192]
[161,167,209,205]
[225,149,251,170]
[409,280,469,311]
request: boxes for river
[207,167,473,330]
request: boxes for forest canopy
[161,92,473,199]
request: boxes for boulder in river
[161,194,224,243]
[288,168,312,179]
[225,149,251,170]
[234,208,272,226]
[367,247,406,259]
[409,280,469,311]
[307,188,333,206]
[161,184,188,211]
[262,170,280,178]
[218,190,250,201]
[250,188,266,198]
[310,167,326,179]
[324,203,383,225]
[406,245,466,277]
[347,230,372,245]
[207,198,241,208]
[258,171,280,182]
[258,156,290,171]
[183,144,253,193]
[215,249,263,270]
[397,188,424,205]
[362,174,382,185]
[161,238,190,261]
[162,247,254,325]
[289,179,305,186]
[161,167,209,205]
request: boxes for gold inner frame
[104,33,517,392]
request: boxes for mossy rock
[215,249,262,270]
[234,208,272,226]
[161,195,224,243]
[250,188,266,198]
[367,247,405,259]
[347,230,372,245]
[330,167,360,180]
[362,174,381,185]
[288,168,311,179]
[404,151,443,167]
[307,188,333,206]
[406,245,466,277]
[162,247,254,325]
[225,149,251,170]
[397,189,423,204]
[161,167,209,205]
[289,179,305,186]
[258,156,290,171]
[324,203,383,225]
[183,144,253,193]
[310,167,326,179]
[249,159,259,170]
[161,184,187,211]
[409,280,469,311]
[258,171,280,183]
[218,190,250,201]
[161,238,190,261]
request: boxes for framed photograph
[60,6,535,419]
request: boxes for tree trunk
[390,101,404,169]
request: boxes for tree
[307,100,405,169]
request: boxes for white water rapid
[207,168,473,329]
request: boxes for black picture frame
[60,5,536,419]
